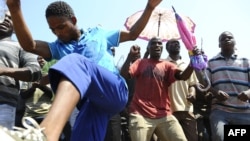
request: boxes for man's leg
[173,111,198,141]
[49,53,128,114]
[40,77,80,141]
[43,53,128,141]
[0,104,16,130]
[209,109,227,141]
[155,115,187,141]
[129,114,156,141]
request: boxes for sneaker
[0,117,47,141]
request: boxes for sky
[9,0,250,67]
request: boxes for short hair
[45,1,75,18]
[147,36,162,48]
[166,38,179,49]
[218,31,233,42]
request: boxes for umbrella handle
[196,70,211,92]
[157,13,162,36]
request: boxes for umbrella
[172,6,210,92]
[124,7,195,42]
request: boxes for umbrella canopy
[124,7,196,42]
[172,6,196,50]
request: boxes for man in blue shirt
[4,0,162,141]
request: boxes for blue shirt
[48,26,120,74]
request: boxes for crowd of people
[0,0,250,141]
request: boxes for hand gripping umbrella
[172,6,210,92]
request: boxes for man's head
[0,10,13,39]
[37,56,46,68]
[218,31,236,52]
[147,37,163,59]
[165,38,180,55]
[46,1,79,43]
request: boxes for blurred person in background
[0,10,41,130]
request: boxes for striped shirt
[207,52,250,113]
[0,39,41,107]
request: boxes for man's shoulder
[208,53,221,62]
[86,25,105,32]
[0,40,20,47]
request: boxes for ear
[71,16,77,25]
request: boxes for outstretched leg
[41,53,128,141]
[40,76,79,141]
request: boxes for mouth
[153,48,162,54]
[224,40,232,44]
[0,22,9,29]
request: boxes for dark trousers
[104,114,122,141]
[173,111,198,141]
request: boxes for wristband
[188,50,194,56]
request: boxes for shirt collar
[166,56,184,65]
[214,52,238,60]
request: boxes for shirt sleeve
[19,49,42,81]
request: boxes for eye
[56,24,65,30]
[219,37,226,41]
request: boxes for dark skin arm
[186,86,196,103]
[122,46,201,81]
[208,87,230,101]
[196,69,231,101]
[33,82,53,99]
[118,0,162,42]
[39,74,50,86]
[21,82,53,99]
[174,47,202,80]
[174,64,194,81]
[194,52,231,101]
[7,0,162,59]
[198,65,250,102]
[120,45,141,80]
[6,1,51,59]
[238,89,250,101]
[208,88,250,102]
[0,67,37,82]
[20,87,36,99]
